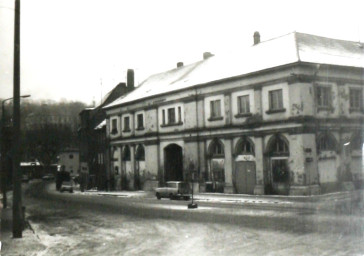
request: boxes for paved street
[1,181,364,255]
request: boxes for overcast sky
[1,0,364,106]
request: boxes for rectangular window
[237,95,250,114]
[210,100,221,118]
[167,108,176,124]
[162,110,166,125]
[123,116,130,131]
[316,86,331,108]
[269,89,283,110]
[178,106,182,123]
[111,119,117,134]
[350,88,362,111]
[137,114,144,129]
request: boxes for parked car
[155,181,191,200]
[60,180,74,193]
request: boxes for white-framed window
[349,88,363,112]
[316,85,332,108]
[110,118,118,135]
[238,95,250,114]
[160,104,183,127]
[269,89,283,110]
[136,113,144,130]
[210,99,222,119]
[123,116,131,132]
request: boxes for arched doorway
[266,134,290,195]
[121,145,131,189]
[234,137,256,194]
[164,144,183,181]
[207,139,225,192]
[135,145,145,190]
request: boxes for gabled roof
[104,32,364,109]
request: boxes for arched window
[267,134,289,157]
[235,137,254,155]
[122,145,131,161]
[317,133,337,152]
[135,145,145,161]
[209,139,224,157]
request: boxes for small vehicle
[155,181,191,200]
[60,180,74,193]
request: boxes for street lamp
[1,94,30,209]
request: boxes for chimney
[127,69,134,91]
[177,62,184,68]
[253,31,260,45]
[203,52,214,60]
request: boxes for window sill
[234,113,253,118]
[265,108,286,114]
[208,116,224,122]
[110,130,118,135]
[160,122,183,128]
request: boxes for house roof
[94,119,106,130]
[104,32,364,109]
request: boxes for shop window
[210,139,224,157]
[236,139,254,155]
[317,133,337,152]
[135,145,145,161]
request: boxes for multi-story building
[78,70,135,190]
[104,32,364,195]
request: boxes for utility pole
[13,0,22,238]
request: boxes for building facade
[78,70,135,190]
[104,32,364,195]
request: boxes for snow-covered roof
[104,32,364,109]
[94,119,106,130]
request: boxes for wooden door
[235,161,256,194]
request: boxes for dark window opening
[269,89,283,110]
[238,95,250,114]
[168,108,175,124]
[137,114,144,129]
[349,88,363,111]
[123,116,130,132]
[272,159,289,183]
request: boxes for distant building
[58,148,79,177]
[78,70,135,190]
[104,32,364,195]
[25,112,78,132]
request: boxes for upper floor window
[161,105,183,127]
[209,99,222,120]
[123,116,130,132]
[168,108,176,124]
[111,119,118,134]
[136,113,144,130]
[349,88,363,112]
[316,85,332,108]
[269,89,283,111]
[238,95,250,114]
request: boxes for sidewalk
[0,198,46,256]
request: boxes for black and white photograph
[1,0,364,255]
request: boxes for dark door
[164,144,183,181]
[235,161,256,194]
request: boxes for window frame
[136,113,144,130]
[349,87,363,113]
[209,99,223,121]
[267,89,285,113]
[123,116,131,132]
[110,118,118,135]
[316,85,332,110]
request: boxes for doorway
[164,144,183,181]
[235,161,256,194]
